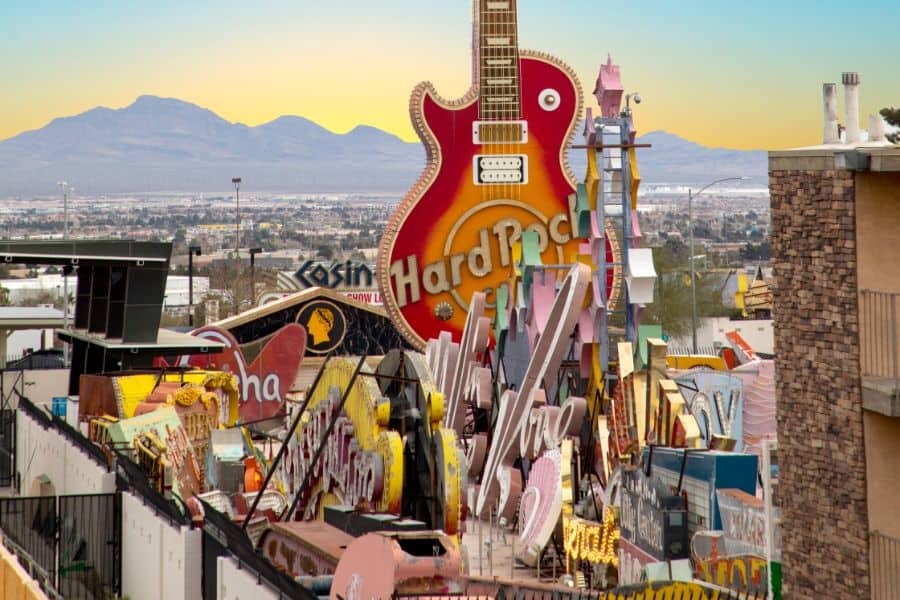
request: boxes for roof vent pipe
[868,114,886,142]
[823,83,839,144]
[842,72,861,144]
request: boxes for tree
[206,261,255,317]
[316,244,335,261]
[640,242,729,339]
[880,107,900,143]
[740,241,771,261]
[17,289,68,310]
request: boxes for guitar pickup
[472,120,528,144]
[473,154,528,185]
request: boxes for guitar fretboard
[477,0,521,121]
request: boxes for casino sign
[295,260,375,290]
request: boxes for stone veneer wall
[769,168,870,598]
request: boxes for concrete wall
[5,330,51,363]
[2,369,68,409]
[769,166,870,598]
[864,412,900,539]
[121,492,201,600]
[12,408,287,600]
[856,172,900,292]
[215,556,280,600]
[22,369,69,407]
[15,408,114,496]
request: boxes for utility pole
[57,181,72,367]
[689,188,697,354]
[232,177,242,259]
[188,246,201,327]
[249,247,262,308]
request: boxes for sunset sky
[2,0,898,150]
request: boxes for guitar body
[380,51,585,347]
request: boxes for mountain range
[0,95,768,196]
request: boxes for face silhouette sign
[296,300,347,354]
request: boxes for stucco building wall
[855,170,900,543]
[855,172,900,292]
[863,411,900,539]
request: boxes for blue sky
[1,0,897,148]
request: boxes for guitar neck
[477,0,521,121]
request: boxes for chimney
[869,114,886,142]
[842,72,861,144]
[823,83,839,144]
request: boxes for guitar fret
[479,0,520,119]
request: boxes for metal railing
[0,408,15,488]
[860,290,900,391]
[1,534,64,600]
[114,450,190,528]
[18,396,110,468]
[0,369,26,410]
[0,493,121,600]
[198,497,315,600]
[871,530,900,600]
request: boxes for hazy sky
[2,0,898,149]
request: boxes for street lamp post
[689,176,750,354]
[249,247,262,308]
[232,177,242,258]
[188,246,202,327]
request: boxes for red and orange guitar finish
[379,0,609,348]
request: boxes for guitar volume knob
[539,88,560,112]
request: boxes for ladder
[591,115,635,396]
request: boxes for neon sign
[284,357,404,519]
[295,260,375,289]
[377,0,621,348]
[432,263,591,519]
[183,324,307,421]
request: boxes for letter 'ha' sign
[181,324,306,422]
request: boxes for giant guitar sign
[378,0,616,348]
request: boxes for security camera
[633,93,642,104]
